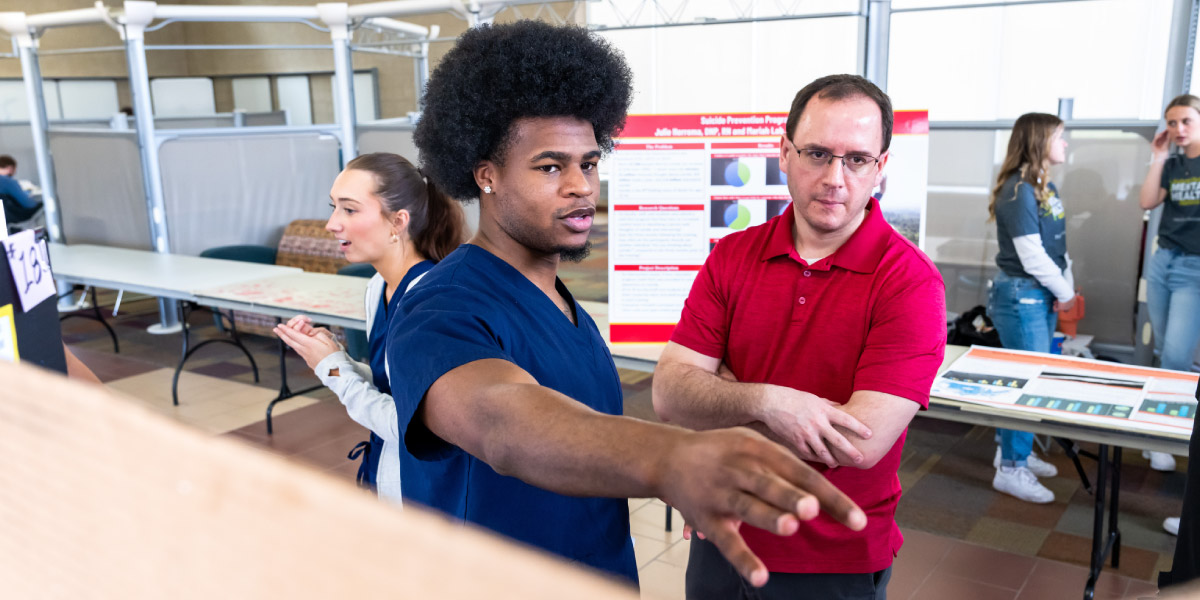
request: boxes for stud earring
[391,233,399,244]
[483,186,492,194]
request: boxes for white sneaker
[1165,517,1180,536]
[993,446,1058,478]
[993,466,1056,504]
[1143,450,1177,472]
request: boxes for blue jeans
[1146,246,1200,372]
[988,271,1058,467]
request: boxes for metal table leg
[58,286,119,353]
[171,303,261,406]
[264,317,321,435]
[1084,444,1124,600]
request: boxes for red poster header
[613,204,705,211]
[611,323,676,343]
[617,111,929,139]
[894,110,929,135]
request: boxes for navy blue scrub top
[386,244,637,585]
[357,260,435,488]
[368,260,435,392]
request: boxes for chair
[200,219,352,338]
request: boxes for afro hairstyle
[413,20,633,201]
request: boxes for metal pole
[11,26,75,308]
[123,3,181,333]
[1163,0,1196,101]
[14,35,61,241]
[1057,98,1074,120]
[864,0,891,90]
[320,3,357,164]
[414,25,438,112]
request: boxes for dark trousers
[1160,417,1200,589]
[2,197,40,225]
[685,537,891,600]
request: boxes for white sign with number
[4,229,55,312]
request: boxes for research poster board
[607,111,928,343]
[932,346,1197,436]
[0,230,66,373]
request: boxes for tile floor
[59,251,1185,599]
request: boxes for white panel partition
[49,129,152,250]
[150,77,217,117]
[0,123,41,185]
[358,122,479,236]
[925,126,1154,347]
[276,76,313,126]
[243,111,290,127]
[357,122,419,160]
[0,80,63,121]
[232,77,273,112]
[158,132,341,256]
[330,72,379,125]
[58,80,119,119]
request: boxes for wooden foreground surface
[0,361,636,599]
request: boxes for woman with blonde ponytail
[274,153,466,505]
[987,112,1075,505]
[1139,95,1200,539]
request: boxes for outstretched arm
[420,357,867,587]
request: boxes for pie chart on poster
[723,202,751,230]
[724,159,751,187]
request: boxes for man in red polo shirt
[653,74,946,599]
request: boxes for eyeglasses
[786,139,880,176]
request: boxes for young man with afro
[387,21,865,588]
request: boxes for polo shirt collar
[760,197,890,273]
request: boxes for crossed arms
[653,342,921,470]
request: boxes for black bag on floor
[947,305,1002,348]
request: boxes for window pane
[589,0,860,28]
[598,17,861,115]
[889,0,1172,120]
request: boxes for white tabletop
[195,271,369,330]
[579,300,1190,455]
[49,243,302,302]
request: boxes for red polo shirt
[671,198,946,574]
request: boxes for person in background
[387,20,866,589]
[1158,407,1200,589]
[274,152,465,505]
[653,74,946,599]
[1139,94,1200,535]
[987,113,1074,504]
[0,155,41,228]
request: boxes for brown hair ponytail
[345,152,466,262]
[413,176,465,261]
